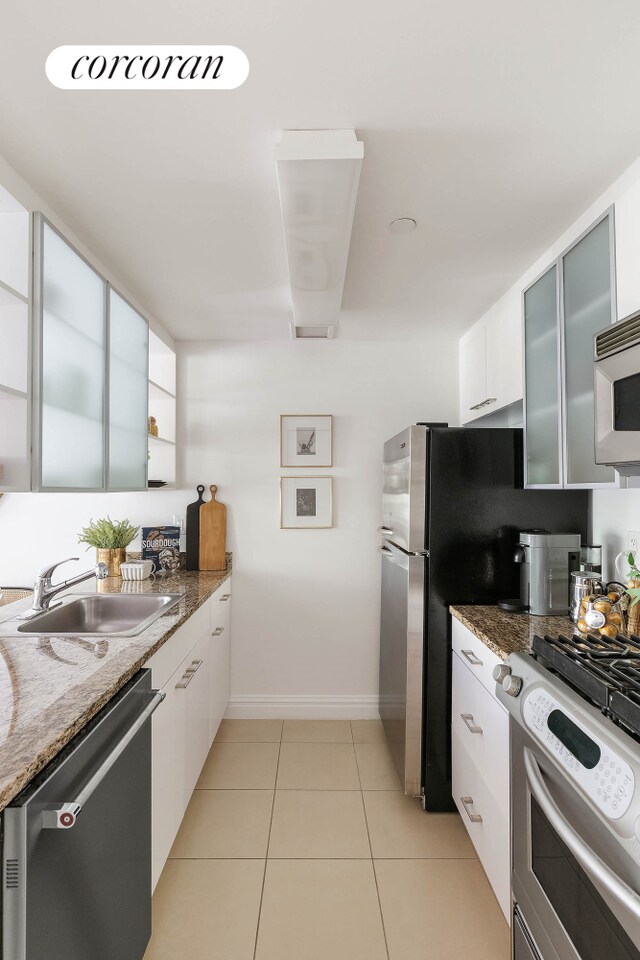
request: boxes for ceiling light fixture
[275,129,364,340]
[389,217,417,234]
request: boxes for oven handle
[41,689,165,830]
[524,748,640,922]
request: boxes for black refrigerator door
[421,427,589,811]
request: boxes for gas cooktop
[532,633,640,739]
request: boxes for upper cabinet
[32,215,153,492]
[0,197,175,494]
[524,209,616,488]
[459,301,523,423]
[523,265,561,485]
[561,215,615,486]
[36,219,107,490]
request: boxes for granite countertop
[0,562,231,812]
[450,604,579,661]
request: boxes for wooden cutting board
[199,485,227,571]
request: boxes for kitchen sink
[15,593,183,637]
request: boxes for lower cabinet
[451,619,510,922]
[149,578,232,890]
[210,585,231,742]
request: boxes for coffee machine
[514,531,581,615]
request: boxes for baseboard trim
[225,695,381,720]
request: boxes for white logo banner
[46,45,249,90]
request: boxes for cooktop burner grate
[532,633,640,736]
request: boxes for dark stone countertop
[0,562,231,811]
[450,604,578,661]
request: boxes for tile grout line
[251,725,283,960]
[351,721,391,960]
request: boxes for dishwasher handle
[42,689,165,830]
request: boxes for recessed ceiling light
[389,217,417,234]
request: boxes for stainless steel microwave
[594,309,640,475]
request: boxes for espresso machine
[513,531,581,615]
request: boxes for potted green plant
[78,517,140,577]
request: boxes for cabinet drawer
[452,652,509,807]
[151,632,211,889]
[452,724,510,921]
[211,577,232,629]
[451,617,502,696]
[148,598,211,689]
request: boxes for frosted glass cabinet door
[524,265,561,486]
[39,222,106,489]
[108,290,148,490]
[562,215,615,486]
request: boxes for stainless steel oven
[498,653,640,960]
[595,309,640,474]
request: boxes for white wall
[591,489,640,583]
[0,490,191,586]
[178,339,458,717]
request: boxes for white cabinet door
[459,324,487,422]
[151,657,187,890]
[451,621,510,923]
[210,580,231,742]
[451,652,509,809]
[485,304,523,412]
[183,631,212,801]
[149,600,213,890]
[452,724,510,921]
[38,218,107,490]
[451,618,502,697]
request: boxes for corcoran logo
[45,45,249,90]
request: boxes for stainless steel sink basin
[16,593,183,637]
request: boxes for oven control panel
[523,688,635,820]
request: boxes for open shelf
[0,285,29,394]
[148,436,176,486]
[149,379,175,401]
[0,277,27,304]
[0,384,27,401]
[147,331,176,487]
[0,391,29,490]
[149,330,176,396]
[0,186,29,299]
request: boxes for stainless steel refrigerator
[378,424,590,811]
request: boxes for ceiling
[2,0,640,340]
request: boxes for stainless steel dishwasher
[2,669,164,960]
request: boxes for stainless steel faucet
[19,557,109,619]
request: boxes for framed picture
[280,476,333,529]
[280,415,332,468]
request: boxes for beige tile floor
[144,719,510,960]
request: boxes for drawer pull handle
[175,673,194,689]
[461,649,483,666]
[220,594,231,602]
[212,627,225,636]
[185,659,203,674]
[460,796,483,823]
[460,713,483,735]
